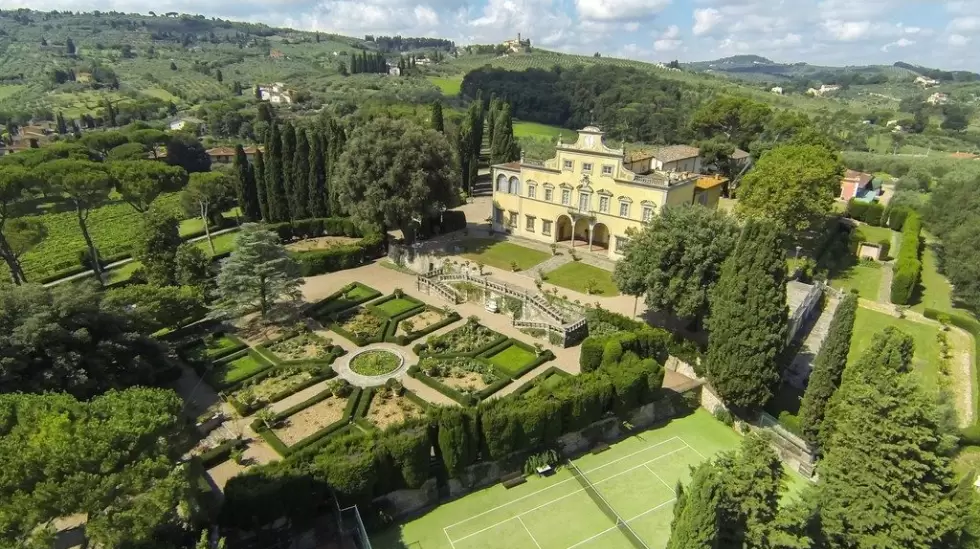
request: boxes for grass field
[849,306,941,388]
[852,224,895,246]
[210,351,271,387]
[428,76,463,96]
[196,231,238,256]
[513,121,577,142]
[460,239,549,271]
[372,410,804,549]
[913,242,955,315]
[376,297,421,317]
[545,262,620,297]
[486,344,538,375]
[829,263,883,300]
[0,84,24,100]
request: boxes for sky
[6,0,980,70]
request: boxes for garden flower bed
[266,332,334,362]
[350,350,402,376]
[206,350,275,390]
[415,319,507,357]
[251,380,362,456]
[361,382,427,430]
[308,282,382,321]
[330,308,388,346]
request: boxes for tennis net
[567,461,650,549]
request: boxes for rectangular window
[563,159,573,170]
[642,206,654,222]
[561,189,571,206]
[599,196,610,213]
[542,220,553,236]
[509,212,518,227]
[619,201,630,218]
[528,185,536,199]
[578,193,590,212]
[545,188,554,202]
[525,215,535,232]
[582,162,593,173]
[602,165,613,176]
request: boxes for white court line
[643,464,675,494]
[448,448,688,545]
[519,517,543,549]
[444,436,683,530]
[680,437,707,460]
[563,498,677,549]
[444,528,457,549]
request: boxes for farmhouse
[502,33,531,53]
[490,126,723,259]
[915,76,940,87]
[206,145,265,164]
[927,92,949,105]
[839,169,878,201]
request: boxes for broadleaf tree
[613,205,738,325]
[214,223,301,316]
[0,165,40,283]
[181,172,234,255]
[110,160,188,213]
[333,118,458,243]
[131,208,183,286]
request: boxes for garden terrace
[203,349,276,391]
[250,382,363,456]
[414,320,508,357]
[391,305,461,345]
[329,308,389,346]
[307,282,382,321]
[262,331,338,363]
[367,292,426,318]
[353,382,429,431]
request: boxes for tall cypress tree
[486,95,499,146]
[430,101,444,133]
[254,149,268,221]
[280,121,297,220]
[705,220,788,410]
[471,93,485,155]
[308,131,328,218]
[292,127,310,220]
[325,118,346,216]
[798,292,857,448]
[817,327,962,547]
[264,122,289,222]
[667,462,724,549]
[233,144,261,221]
[490,103,519,165]
[454,117,474,195]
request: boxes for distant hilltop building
[807,84,840,96]
[502,33,531,53]
[258,82,292,104]
[927,92,949,105]
[770,86,783,95]
[915,76,940,87]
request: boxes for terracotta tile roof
[732,148,750,160]
[626,147,658,162]
[696,175,727,190]
[206,146,237,157]
[494,161,521,171]
[652,145,701,163]
[243,145,265,155]
[843,169,873,187]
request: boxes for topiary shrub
[846,199,869,221]
[863,202,885,226]
[602,339,623,365]
[579,336,605,373]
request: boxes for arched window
[496,174,508,193]
[508,176,521,195]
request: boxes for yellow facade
[490,127,712,259]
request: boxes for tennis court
[373,410,745,549]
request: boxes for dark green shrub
[890,212,922,305]
[602,339,623,365]
[579,336,605,372]
[313,433,379,499]
[863,202,885,226]
[846,199,869,221]
[887,206,909,231]
[607,352,646,417]
[961,425,980,446]
[877,239,891,260]
[436,407,479,477]
[381,423,430,489]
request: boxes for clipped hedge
[223,361,340,417]
[584,307,702,364]
[307,282,382,318]
[205,349,276,390]
[265,217,366,241]
[890,212,922,305]
[406,365,479,406]
[877,239,891,261]
[252,387,363,456]
[922,308,979,434]
[512,366,573,395]
[199,438,247,469]
[290,234,385,277]
[328,310,389,347]
[846,199,869,221]
[386,307,461,346]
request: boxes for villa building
[490,126,724,259]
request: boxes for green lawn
[852,224,895,247]
[427,76,463,96]
[194,231,238,256]
[375,297,421,317]
[487,344,537,375]
[105,261,142,286]
[912,242,955,315]
[544,262,620,297]
[849,306,942,388]
[525,371,570,397]
[513,120,577,141]
[460,239,549,271]
[829,263,883,300]
[313,283,381,316]
[209,351,271,387]
[371,410,803,549]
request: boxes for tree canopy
[333,118,458,242]
[691,96,772,150]
[705,220,788,409]
[215,224,301,316]
[737,143,843,232]
[110,160,187,213]
[614,205,738,324]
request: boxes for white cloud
[822,19,871,41]
[692,8,721,35]
[949,33,971,47]
[949,16,980,33]
[653,24,682,51]
[575,0,670,22]
[881,37,915,51]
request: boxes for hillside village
[1,8,980,549]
